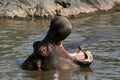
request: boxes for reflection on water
[0,12,120,80]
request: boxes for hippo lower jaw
[40,43,93,70]
[57,43,93,67]
[69,46,93,67]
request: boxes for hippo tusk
[77,45,87,59]
[77,45,83,54]
[78,45,82,50]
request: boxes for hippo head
[40,16,93,69]
[21,16,93,71]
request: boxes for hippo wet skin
[21,16,93,71]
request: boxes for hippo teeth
[85,50,91,55]
[84,50,91,59]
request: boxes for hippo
[21,16,93,71]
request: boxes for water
[0,12,120,80]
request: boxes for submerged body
[21,16,93,71]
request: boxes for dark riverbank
[0,0,120,19]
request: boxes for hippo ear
[39,46,48,56]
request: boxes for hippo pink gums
[21,16,93,71]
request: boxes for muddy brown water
[0,12,120,80]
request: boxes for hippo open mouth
[21,16,93,71]
[58,44,93,67]
[69,46,93,67]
